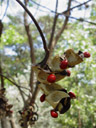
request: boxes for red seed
[50,110,58,118]
[83,52,90,58]
[22,112,25,114]
[66,70,71,76]
[68,92,76,99]
[60,60,68,69]
[40,94,46,102]
[10,110,13,113]
[47,74,56,83]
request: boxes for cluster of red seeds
[40,59,71,118]
[40,51,90,118]
[47,52,90,84]
[47,62,70,84]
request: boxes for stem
[16,0,49,54]
[48,0,58,48]
[24,0,35,93]
[58,0,91,15]
[0,73,30,91]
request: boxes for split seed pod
[39,83,71,114]
[64,49,83,67]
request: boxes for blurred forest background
[0,0,96,128]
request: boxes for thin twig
[33,0,41,16]
[47,0,72,64]
[19,88,29,97]
[48,0,58,48]
[0,20,3,36]
[24,0,35,93]
[29,0,91,16]
[32,6,96,26]
[31,81,39,103]
[72,0,81,4]
[1,0,9,21]
[16,0,49,54]
[29,0,55,14]
[58,0,91,15]
[55,0,72,42]
[69,16,96,25]
[0,20,4,88]
[0,73,30,91]
[0,65,4,88]
[28,0,96,26]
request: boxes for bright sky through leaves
[0,0,92,23]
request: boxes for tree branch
[24,0,35,93]
[27,1,96,26]
[47,0,72,63]
[30,0,55,14]
[0,20,4,89]
[16,0,49,54]
[48,0,59,49]
[0,65,4,88]
[9,118,16,128]
[55,0,72,41]
[0,20,3,36]
[1,0,9,21]
[0,73,30,91]
[0,73,29,104]
[29,0,91,16]
[58,0,91,15]
[69,16,96,25]
[31,81,39,104]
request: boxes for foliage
[1,25,25,46]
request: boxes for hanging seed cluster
[0,88,13,118]
[19,104,38,127]
[33,49,90,118]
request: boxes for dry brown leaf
[37,70,50,84]
[50,55,63,72]
[64,49,83,67]
[39,83,63,95]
